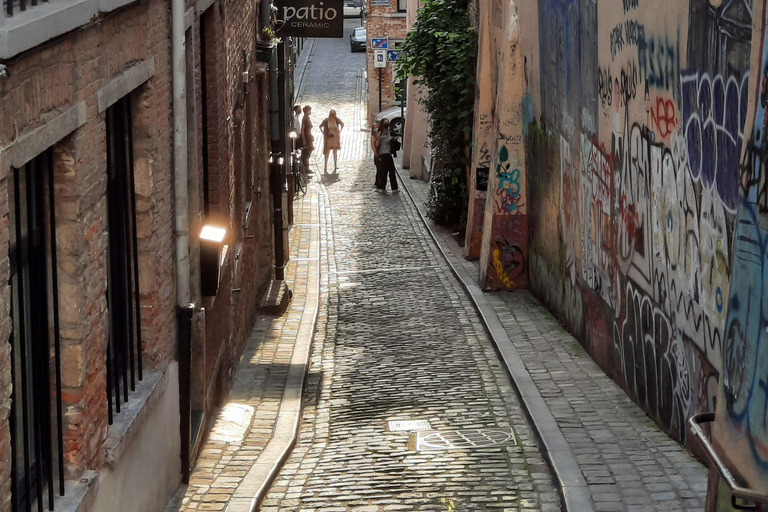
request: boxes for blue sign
[387,50,399,62]
[371,38,388,49]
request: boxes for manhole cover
[412,428,517,451]
[388,420,431,432]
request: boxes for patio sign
[274,0,344,38]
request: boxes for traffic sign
[371,38,388,49]
[386,50,399,62]
[374,49,386,68]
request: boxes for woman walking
[320,110,345,172]
[373,119,398,192]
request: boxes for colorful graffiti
[716,3,768,481]
[522,0,756,448]
[580,134,615,308]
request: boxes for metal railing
[688,413,768,511]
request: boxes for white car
[344,0,362,17]
[375,105,407,136]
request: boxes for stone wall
[0,0,275,506]
[0,1,175,498]
[187,0,274,420]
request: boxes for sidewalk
[394,163,709,512]
[164,174,321,512]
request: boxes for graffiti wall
[711,0,768,497]
[464,0,502,260]
[478,0,530,291]
[506,0,759,459]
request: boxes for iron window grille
[9,147,66,512]
[3,0,48,17]
[105,95,143,423]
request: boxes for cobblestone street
[165,21,709,512]
[260,21,559,511]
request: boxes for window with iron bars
[105,95,143,423]
[9,147,66,512]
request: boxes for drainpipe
[171,0,194,483]
[265,0,286,279]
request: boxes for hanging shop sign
[274,0,344,38]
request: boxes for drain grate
[388,420,431,432]
[412,428,517,451]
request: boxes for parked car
[350,26,366,52]
[375,105,407,136]
[344,0,362,17]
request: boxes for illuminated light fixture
[200,224,227,296]
[289,130,298,139]
[200,225,226,243]
[278,157,284,166]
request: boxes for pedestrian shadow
[320,170,340,186]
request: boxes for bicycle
[291,147,309,197]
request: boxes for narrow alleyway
[260,22,559,511]
[165,21,710,512]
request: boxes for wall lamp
[200,225,227,297]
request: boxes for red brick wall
[191,0,274,417]
[366,0,407,122]
[0,0,176,493]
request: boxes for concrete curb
[294,38,316,104]
[395,169,595,512]
[224,199,321,512]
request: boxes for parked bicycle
[291,146,310,197]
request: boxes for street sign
[371,38,388,49]
[386,50,399,62]
[275,0,345,38]
[374,49,386,68]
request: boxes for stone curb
[294,37,316,104]
[394,168,595,512]
[224,197,321,512]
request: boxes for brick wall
[189,0,274,418]
[0,0,176,496]
[0,175,12,512]
[366,0,407,122]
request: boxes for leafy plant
[396,0,477,228]
[260,27,282,45]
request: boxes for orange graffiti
[493,249,516,290]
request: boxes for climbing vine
[396,0,477,228]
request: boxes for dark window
[9,147,65,512]
[105,96,143,423]
[397,0,406,13]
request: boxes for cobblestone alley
[165,21,709,512]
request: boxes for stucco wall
[90,364,180,512]
[474,0,768,494]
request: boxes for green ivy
[396,0,477,228]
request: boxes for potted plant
[257,27,281,62]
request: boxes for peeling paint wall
[474,0,768,492]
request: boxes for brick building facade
[0,0,277,508]
[365,0,407,122]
